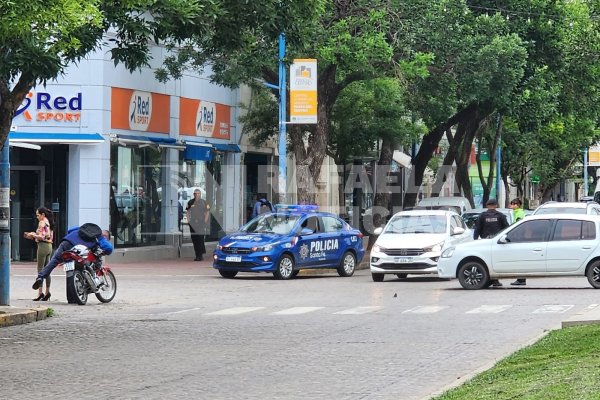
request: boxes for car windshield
[384,215,447,234]
[240,214,300,234]
[535,207,586,215]
[462,214,479,229]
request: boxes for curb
[0,306,49,328]
[561,304,600,328]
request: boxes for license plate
[394,257,412,264]
[225,256,242,262]
[63,261,75,271]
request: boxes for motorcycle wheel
[72,270,88,305]
[95,270,117,303]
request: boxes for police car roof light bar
[274,204,319,212]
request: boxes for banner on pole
[290,59,317,124]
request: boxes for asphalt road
[3,260,599,400]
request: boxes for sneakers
[32,278,43,290]
[511,279,527,286]
[491,280,503,287]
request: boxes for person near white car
[473,198,509,287]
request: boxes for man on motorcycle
[32,223,113,290]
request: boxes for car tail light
[358,232,364,239]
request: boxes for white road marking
[271,307,324,315]
[164,307,203,315]
[532,305,574,314]
[334,306,383,315]
[402,306,448,314]
[466,305,513,314]
[205,307,265,315]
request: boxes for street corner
[562,305,600,328]
[0,306,50,328]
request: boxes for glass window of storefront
[110,145,165,247]
[179,153,223,242]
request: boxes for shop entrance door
[10,167,45,261]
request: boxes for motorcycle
[60,244,117,305]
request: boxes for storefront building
[9,45,244,261]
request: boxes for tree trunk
[290,65,338,204]
[404,103,478,208]
[366,137,394,250]
[430,128,456,196]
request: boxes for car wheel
[274,254,294,280]
[457,261,490,290]
[587,261,600,288]
[219,270,238,279]
[371,273,384,282]
[337,251,356,277]
[396,273,408,279]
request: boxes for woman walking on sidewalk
[24,207,54,301]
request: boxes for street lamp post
[0,143,10,305]
[278,33,287,205]
[584,147,589,197]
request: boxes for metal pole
[278,33,287,204]
[584,148,589,197]
[496,115,502,203]
[0,143,10,305]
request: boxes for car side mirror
[300,228,313,236]
[498,235,510,244]
[373,227,383,236]
[452,227,465,236]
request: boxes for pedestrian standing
[251,193,274,219]
[509,198,527,286]
[186,188,210,261]
[24,207,54,301]
[473,198,509,287]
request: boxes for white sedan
[370,210,473,281]
[438,214,600,289]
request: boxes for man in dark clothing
[186,188,210,261]
[473,198,509,287]
[33,224,113,289]
[473,198,509,239]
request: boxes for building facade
[9,43,245,261]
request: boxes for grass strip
[434,324,600,399]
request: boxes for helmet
[70,244,89,257]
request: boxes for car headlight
[423,242,444,253]
[441,247,455,258]
[252,244,273,252]
[216,244,223,251]
[372,244,385,253]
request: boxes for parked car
[437,214,600,289]
[417,196,472,215]
[531,201,600,215]
[213,205,365,279]
[462,208,514,229]
[369,210,472,281]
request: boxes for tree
[161,0,428,203]
[0,0,203,148]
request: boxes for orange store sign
[111,87,170,133]
[179,98,231,139]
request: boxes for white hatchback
[438,214,600,289]
[370,210,473,281]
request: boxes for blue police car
[213,205,365,279]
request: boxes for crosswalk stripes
[195,304,587,316]
[271,307,325,315]
[333,306,383,315]
[204,307,265,315]
[402,305,448,314]
[532,305,574,314]
[466,305,513,314]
